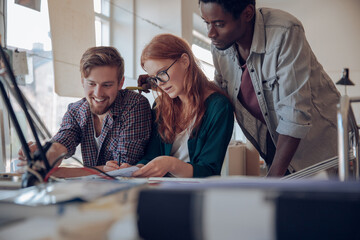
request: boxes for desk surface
[1,176,360,240]
[0,179,146,240]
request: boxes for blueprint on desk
[67,166,140,180]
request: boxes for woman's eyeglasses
[147,59,177,86]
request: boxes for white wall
[134,0,182,77]
[111,0,136,79]
[48,0,96,98]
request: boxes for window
[192,30,215,81]
[94,0,110,46]
[3,0,80,172]
[192,44,215,81]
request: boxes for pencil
[125,86,144,90]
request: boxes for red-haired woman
[106,34,234,178]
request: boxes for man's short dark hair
[199,0,255,19]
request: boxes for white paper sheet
[85,166,140,179]
[106,166,140,177]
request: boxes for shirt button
[235,88,238,91]
[251,69,255,72]
[257,92,261,95]
[264,112,268,116]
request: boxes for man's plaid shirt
[52,90,152,166]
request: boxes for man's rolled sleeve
[275,25,313,139]
[51,104,81,157]
[276,118,311,139]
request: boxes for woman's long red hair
[141,34,222,143]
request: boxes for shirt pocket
[262,75,279,110]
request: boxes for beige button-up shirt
[212,8,340,172]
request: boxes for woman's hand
[132,156,175,177]
[137,74,151,93]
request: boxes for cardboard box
[228,141,246,175]
[222,141,260,176]
[245,141,260,176]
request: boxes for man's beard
[89,101,113,115]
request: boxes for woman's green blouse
[138,92,234,177]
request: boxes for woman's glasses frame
[146,59,178,87]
